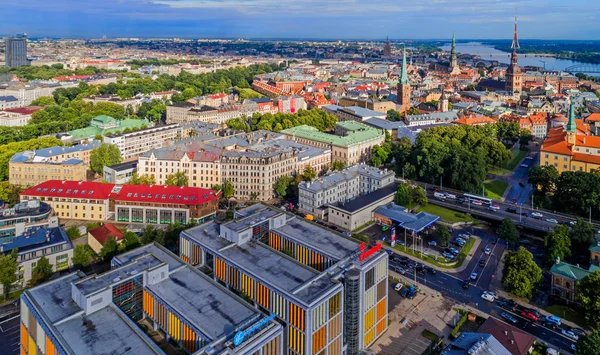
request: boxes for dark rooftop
[329,182,399,214]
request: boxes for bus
[463,193,492,205]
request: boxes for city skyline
[2,0,599,40]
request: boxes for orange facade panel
[312,325,327,354]
[376,297,387,321]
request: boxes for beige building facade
[9,161,87,186]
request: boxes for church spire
[567,102,576,133]
[400,46,408,85]
[510,16,520,66]
[450,31,457,70]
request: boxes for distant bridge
[565,64,600,74]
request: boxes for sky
[1,0,599,40]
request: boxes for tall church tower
[566,102,577,146]
[383,36,391,57]
[505,17,523,96]
[397,46,411,114]
[439,86,449,113]
[449,32,459,74]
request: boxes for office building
[20,243,283,355]
[0,200,53,239]
[298,164,395,219]
[323,105,387,122]
[103,161,138,184]
[103,124,182,161]
[20,180,219,224]
[282,121,385,166]
[181,204,389,355]
[5,34,30,68]
[0,106,44,126]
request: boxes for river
[440,42,599,76]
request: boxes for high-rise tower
[5,34,30,68]
[505,17,523,96]
[383,36,391,57]
[396,46,411,113]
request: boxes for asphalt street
[0,311,20,355]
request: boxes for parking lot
[0,314,21,355]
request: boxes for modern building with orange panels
[20,243,284,355]
[180,204,389,355]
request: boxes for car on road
[462,280,470,289]
[570,328,586,337]
[397,267,406,275]
[520,212,529,217]
[394,283,403,292]
[479,259,486,267]
[501,312,518,323]
[544,315,561,325]
[481,292,496,302]
[571,344,576,352]
[519,239,531,244]
[489,204,500,211]
[531,212,543,219]
[545,218,558,224]
[484,247,491,255]
[470,272,478,280]
[427,240,438,246]
[425,266,437,275]
[521,311,539,321]
[456,197,467,204]
[520,164,529,168]
[569,220,577,226]
[472,200,483,206]
[525,156,534,160]
[562,329,579,341]
[544,322,559,330]
[492,238,498,244]
[444,192,457,199]
[506,207,517,213]
[519,182,526,187]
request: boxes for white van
[434,192,446,200]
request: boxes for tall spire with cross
[505,15,522,95]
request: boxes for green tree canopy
[330,160,346,171]
[502,247,542,298]
[571,217,596,254]
[274,176,293,198]
[129,173,156,185]
[371,145,390,167]
[386,109,402,122]
[544,225,572,266]
[498,218,519,246]
[65,226,81,240]
[100,236,119,259]
[90,143,122,174]
[165,171,189,186]
[436,226,451,247]
[394,184,411,206]
[0,249,18,297]
[72,245,92,269]
[575,328,600,355]
[123,232,140,250]
[579,271,600,329]
[28,256,54,287]
[409,185,428,207]
[222,180,235,199]
[302,166,317,182]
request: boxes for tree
[528,165,559,196]
[371,145,389,167]
[0,182,24,207]
[100,236,119,259]
[330,160,346,171]
[123,232,140,250]
[394,184,411,206]
[502,247,542,298]
[437,226,451,247]
[575,328,600,355]
[90,143,122,174]
[222,180,235,199]
[165,171,188,186]
[129,173,156,185]
[544,225,571,265]
[72,245,91,269]
[140,225,158,245]
[571,217,596,254]
[28,256,53,287]
[579,271,600,329]
[498,218,519,246]
[65,226,81,240]
[386,109,402,122]
[30,96,56,106]
[274,176,292,198]
[0,249,18,298]
[409,185,428,207]
[302,166,317,182]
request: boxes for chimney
[510,340,514,345]
[504,330,508,336]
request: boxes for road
[0,311,20,355]
[504,152,538,205]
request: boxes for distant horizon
[3,0,598,40]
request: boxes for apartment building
[282,121,385,166]
[336,98,396,114]
[0,200,53,239]
[167,102,259,125]
[20,243,283,355]
[19,181,219,225]
[180,204,388,355]
[0,96,20,110]
[298,164,395,218]
[103,123,182,160]
[0,217,73,295]
[0,83,59,107]
[0,106,44,126]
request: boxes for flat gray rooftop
[27,273,83,323]
[223,208,280,232]
[182,224,339,305]
[148,267,259,341]
[273,217,359,261]
[75,254,163,296]
[55,306,161,355]
[113,243,184,271]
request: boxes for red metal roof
[115,185,219,205]
[3,106,45,115]
[88,223,124,245]
[20,180,220,205]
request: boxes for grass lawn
[531,343,548,355]
[421,329,439,343]
[417,204,473,224]
[484,180,509,200]
[500,149,527,170]
[0,289,24,303]
[545,304,588,328]
[235,87,265,100]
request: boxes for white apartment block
[103,124,182,161]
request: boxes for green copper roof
[550,261,590,281]
[567,103,576,133]
[282,122,383,148]
[92,115,115,124]
[400,46,408,85]
[68,116,149,140]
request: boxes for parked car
[427,240,438,247]
[458,233,469,239]
[521,212,529,217]
[400,288,410,297]
[381,225,389,231]
[545,218,558,224]
[562,329,579,341]
[521,311,539,322]
[520,163,529,168]
[484,247,491,255]
[448,248,459,255]
[395,283,403,292]
[472,200,483,206]
[531,212,543,219]
[544,322,559,330]
[470,272,478,280]
[342,231,352,237]
[519,239,531,245]
[571,344,576,352]
[481,292,495,302]
[397,267,406,275]
[443,252,456,260]
[544,315,561,325]
[570,328,586,337]
[499,299,517,311]
[492,238,499,244]
[501,312,518,324]
[525,156,534,160]
[506,207,517,213]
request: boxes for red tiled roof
[586,113,600,122]
[53,75,92,81]
[115,185,219,205]
[20,181,117,200]
[88,224,124,245]
[3,106,45,115]
[573,153,600,165]
[478,317,535,355]
[454,116,496,125]
[209,93,227,99]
